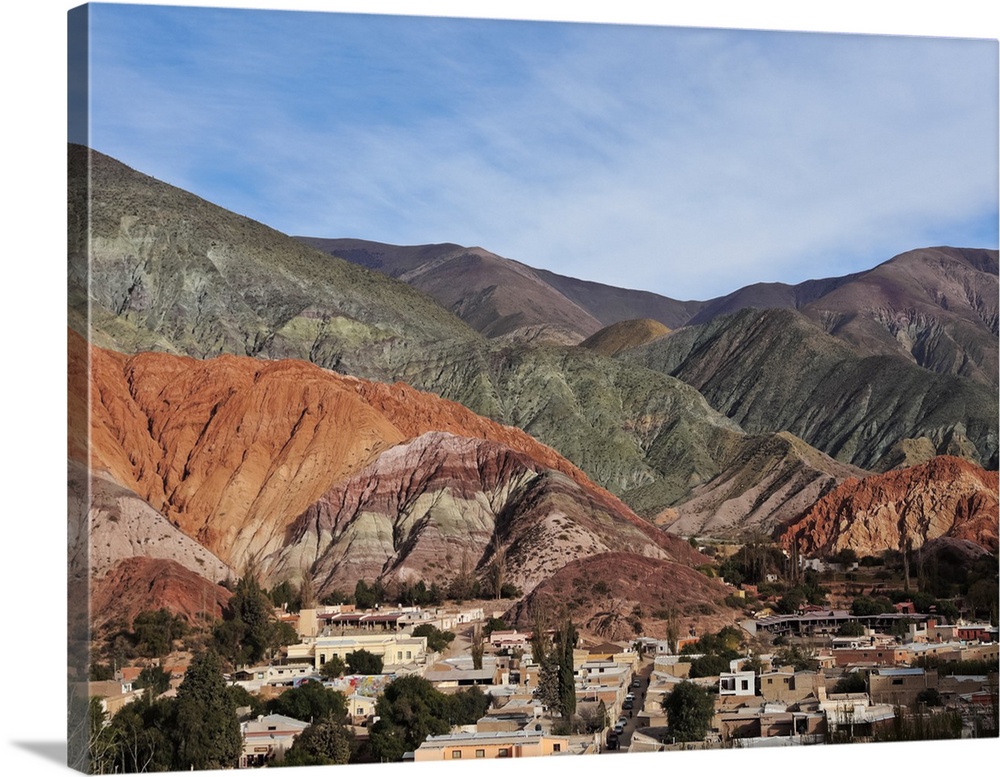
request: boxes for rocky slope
[625,307,998,471]
[83,332,699,584]
[304,237,998,389]
[299,237,702,340]
[506,552,735,641]
[799,247,999,388]
[778,456,999,558]
[580,318,671,357]
[657,432,868,539]
[69,145,765,522]
[74,145,993,545]
[266,432,699,596]
[72,461,234,583]
[90,557,233,631]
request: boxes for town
[78,542,999,771]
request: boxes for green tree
[838,620,866,637]
[833,671,867,694]
[346,649,383,675]
[320,654,346,680]
[101,694,177,773]
[172,650,241,771]
[230,573,275,664]
[354,579,379,609]
[89,662,114,681]
[281,716,353,766]
[557,620,578,718]
[851,595,892,617]
[535,652,562,713]
[687,653,730,678]
[134,665,171,696]
[484,617,508,637]
[916,688,943,707]
[369,676,464,761]
[131,608,187,657]
[412,624,456,653]
[471,624,484,670]
[227,684,266,718]
[267,680,348,722]
[662,681,715,742]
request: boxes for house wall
[414,735,569,761]
[869,671,938,707]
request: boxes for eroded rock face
[90,557,233,631]
[266,432,693,597]
[73,461,234,583]
[82,331,678,583]
[778,456,999,558]
[661,431,867,539]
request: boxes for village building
[239,714,310,768]
[412,729,571,761]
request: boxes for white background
[2,1,997,776]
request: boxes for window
[498,748,509,758]
[767,678,773,685]
[552,744,561,753]
[406,651,412,659]
[892,678,903,685]
[451,751,462,759]
[476,750,485,758]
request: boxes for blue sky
[78,1,999,300]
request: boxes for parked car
[613,723,625,735]
[606,732,620,750]
[622,699,633,710]
[631,679,641,689]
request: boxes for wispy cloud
[85,4,998,299]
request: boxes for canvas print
[67,2,999,773]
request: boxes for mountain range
[69,143,998,635]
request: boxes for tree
[346,649,383,675]
[131,608,187,657]
[557,619,578,718]
[369,676,486,762]
[851,595,891,617]
[412,624,456,653]
[838,620,866,637]
[687,653,730,678]
[833,671,867,694]
[319,654,346,680]
[471,624,484,670]
[134,665,171,696]
[172,650,241,771]
[282,716,353,766]
[484,617,508,637]
[354,579,381,609]
[267,680,347,722]
[230,572,276,664]
[662,681,715,743]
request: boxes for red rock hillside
[90,557,233,632]
[778,456,998,558]
[78,330,693,575]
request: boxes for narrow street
[603,656,654,753]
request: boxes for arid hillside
[778,456,999,558]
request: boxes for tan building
[759,670,824,704]
[868,668,938,707]
[413,730,570,761]
[239,714,310,768]
[286,633,428,669]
